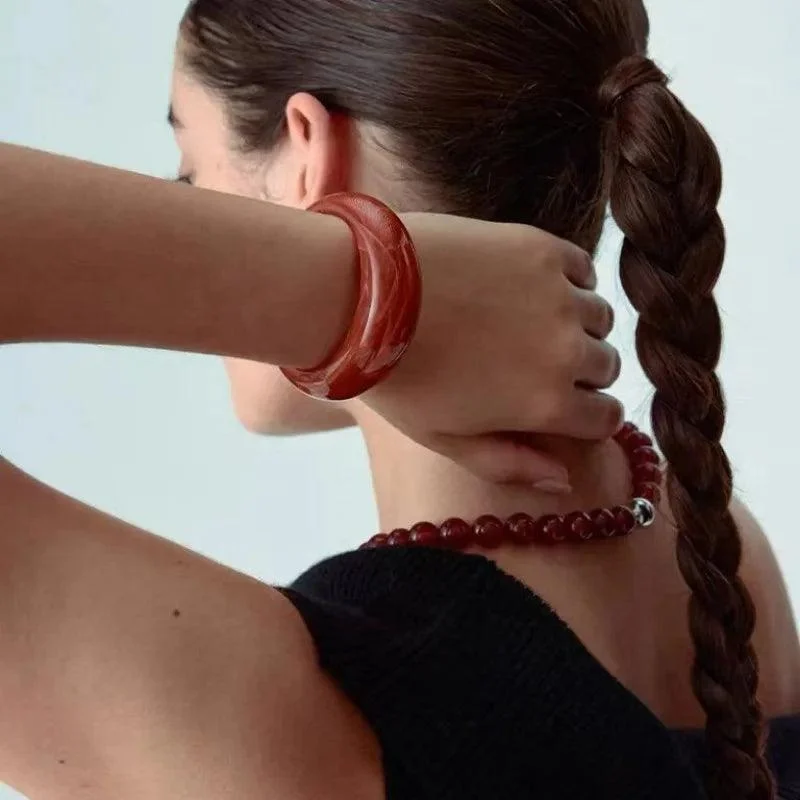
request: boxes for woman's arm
[2,141,623,482]
[0,143,354,367]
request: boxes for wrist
[281,194,422,400]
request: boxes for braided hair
[600,55,775,799]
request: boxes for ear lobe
[284,92,352,208]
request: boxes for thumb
[434,433,573,492]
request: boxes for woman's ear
[283,92,353,208]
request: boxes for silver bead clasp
[631,497,656,528]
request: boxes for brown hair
[180,0,774,796]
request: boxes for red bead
[612,506,636,536]
[638,483,662,504]
[632,463,661,488]
[624,431,653,451]
[409,522,441,548]
[387,528,411,547]
[440,518,472,549]
[614,422,638,443]
[631,446,660,467]
[473,515,505,549]
[359,420,662,551]
[540,515,566,543]
[507,513,538,545]
[589,508,615,537]
[564,511,593,540]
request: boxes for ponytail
[599,55,775,800]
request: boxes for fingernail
[533,479,572,494]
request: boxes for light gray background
[1,1,798,797]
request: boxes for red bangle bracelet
[281,193,422,401]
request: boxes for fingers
[575,287,614,339]
[562,246,597,290]
[576,337,621,389]
[554,388,624,441]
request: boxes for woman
[0,5,798,800]
[173,0,800,797]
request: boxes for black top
[278,547,800,799]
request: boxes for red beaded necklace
[360,422,662,551]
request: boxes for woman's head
[173,2,775,797]
[174,0,648,246]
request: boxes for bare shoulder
[0,463,382,800]
[731,496,800,713]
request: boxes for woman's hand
[363,213,622,489]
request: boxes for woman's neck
[356,410,634,533]
[355,411,699,724]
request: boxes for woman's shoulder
[0,463,383,800]
[731,497,800,715]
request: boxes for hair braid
[599,55,775,800]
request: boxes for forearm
[0,144,355,367]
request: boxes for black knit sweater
[279,547,800,799]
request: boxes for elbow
[223,359,353,436]
[230,394,298,436]
[224,359,302,436]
